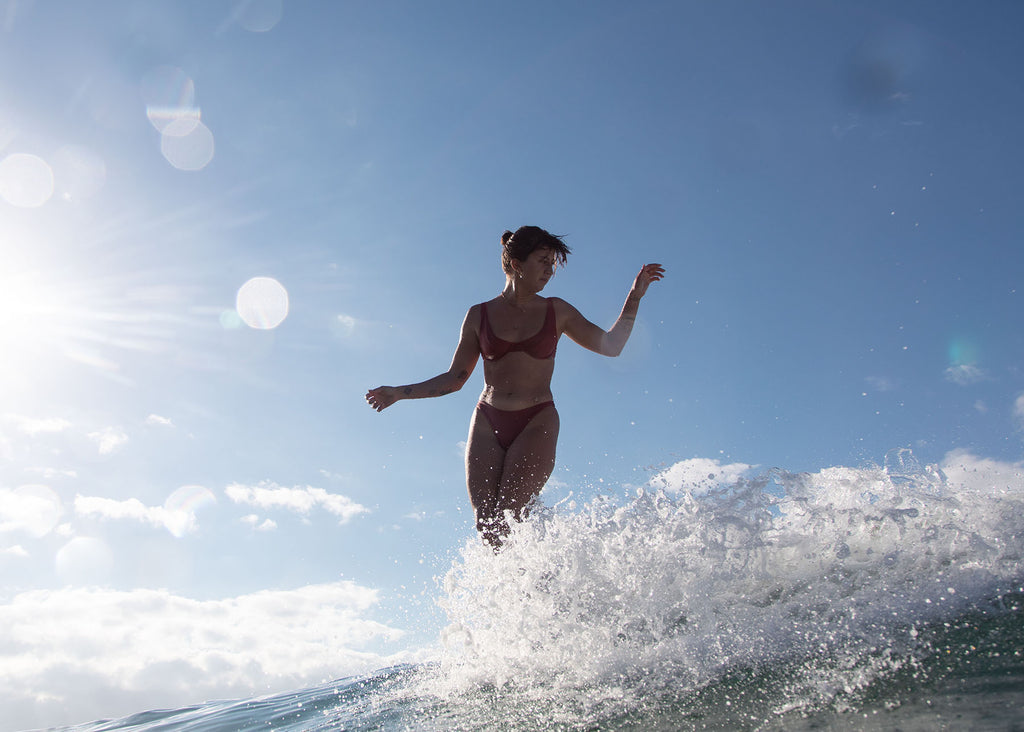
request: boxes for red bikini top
[479,299,558,361]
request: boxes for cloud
[4,415,72,435]
[87,427,129,455]
[241,514,277,531]
[2,544,29,558]
[24,467,78,480]
[941,449,1024,493]
[944,364,987,385]
[75,495,190,535]
[0,582,406,732]
[647,457,752,493]
[1015,394,1024,428]
[225,482,369,524]
[75,486,216,537]
[403,510,445,522]
[0,485,63,537]
[333,313,357,337]
[144,414,174,427]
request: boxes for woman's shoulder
[545,297,579,332]
[462,302,484,324]
[546,296,576,313]
[474,296,505,310]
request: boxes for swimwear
[476,401,555,450]
[478,299,558,361]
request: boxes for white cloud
[0,582,406,731]
[87,427,129,455]
[24,467,78,480]
[941,449,1024,494]
[403,510,445,522]
[647,457,752,493]
[144,414,174,427]
[241,514,277,531]
[1015,394,1024,428]
[0,485,63,537]
[4,415,72,435]
[2,544,29,558]
[334,313,357,337]
[75,495,185,533]
[225,482,369,524]
[944,364,987,385]
[75,486,215,537]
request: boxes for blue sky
[2,1,1024,728]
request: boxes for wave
[416,449,1024,727]
[47,449,1024,730]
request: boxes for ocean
[40,450,1024,731]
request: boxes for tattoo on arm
[403,387,412,395]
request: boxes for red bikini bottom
[476,401,555,450]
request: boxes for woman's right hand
[365,386,400,411]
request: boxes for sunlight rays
[0,265,203,397]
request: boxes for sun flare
[0,270,75,391]
[0,271,65,353]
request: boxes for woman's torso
[476,296,560,410]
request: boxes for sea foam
[424,449,1024,723]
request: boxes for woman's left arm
[562,263,665,357]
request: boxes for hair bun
[501,230,514,246]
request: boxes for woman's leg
[465,405,507,547]
[497,404,559,522]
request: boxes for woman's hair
[500,226,571,275]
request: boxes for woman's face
[514,247,557,290]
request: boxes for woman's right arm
[365,306,480,412]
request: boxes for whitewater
[37,449,1024,730]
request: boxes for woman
[366,226,665,547]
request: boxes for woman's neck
[501,281,536,308]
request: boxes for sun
[0,270,60,343]
[0,268,74,391]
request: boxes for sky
[2,0,1024,728]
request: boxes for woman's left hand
[630,263,665,300]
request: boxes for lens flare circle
[160,119,215,171]
[238,0,284,32]
[0,153,54,207]
[236,277,289,330]
[142,65,199,133]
